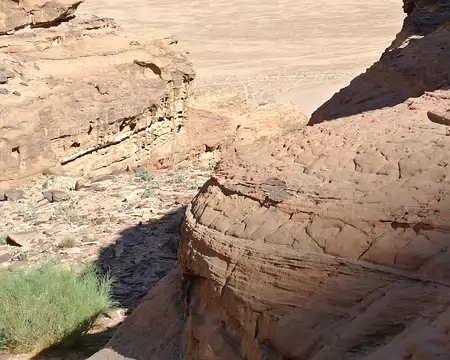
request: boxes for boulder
[177,0,450,358]
[4,189,25,201]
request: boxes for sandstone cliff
[0,1,195,186]
[178,0,450,358]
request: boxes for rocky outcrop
[148,102,308,169]
[177,0,450,358]
[0,0,84,35]
[0,11,195,187]
[309,0,450,124]
[89,269,185,360]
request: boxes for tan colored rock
[0,15,195,188]
[6,232,36,247]
[42,190,67,203]
[4,189,25,201]
[175,1,450,359]
[88,269,185,360]
[0,0,84,35]
[148,101,307,169]
[180,93,450,360]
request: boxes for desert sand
[80,0,404,115]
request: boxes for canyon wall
[0,0,195,187]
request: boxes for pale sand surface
[80,0,405,115]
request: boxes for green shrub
[168,176,183,184]
[58,237,76,249]
[18,252,28,261]
[42,168,54,176]
[142,188,158,198]
[0,262,114,353]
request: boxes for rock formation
[0,0,84,35]
[309,0,450,124]
[0,4,195,187]
[176,0,450,359]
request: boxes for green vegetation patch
[0,262,114,353]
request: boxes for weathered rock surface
[309,0,450,124]
[88,269,185,360]
[177,1,450,359]
[149,102,308,169]
[0,0,84,35]
[0,12,195,187]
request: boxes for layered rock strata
[0,9,195,186]
[179,0,450,358]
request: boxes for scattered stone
[12,90,21,96]
[0,252,11,265]
[4,69,15,79]
[74,179,90,191]
[20,81,29,87]
[95,308,126,329]
[0,87,9,95]
[4,189,25,201]
[95,83,108,95]
[6,232,36,247]
[92,175,114,183]
[0,73,7,84]
[129,40,141,46]
[42,190,67,203]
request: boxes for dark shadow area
[30,327,118,360]
[95,207,185,311]
[309,8,450,124]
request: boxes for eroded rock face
[89,269,186,360]
[0,14,195,186]
[0,0,84,35]
[309,0,450,124]
[179,0,450,358]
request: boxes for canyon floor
[0,162,215,359]
[80,0,405,116]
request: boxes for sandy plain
[80,0,405,116]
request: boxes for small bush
[168,176,183,184]
[42,168,54,176]
[140,172,154,182]
[58,237,76,249]
[142,188,158,198]
[0,262,114,353]
[18,252,28,261]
